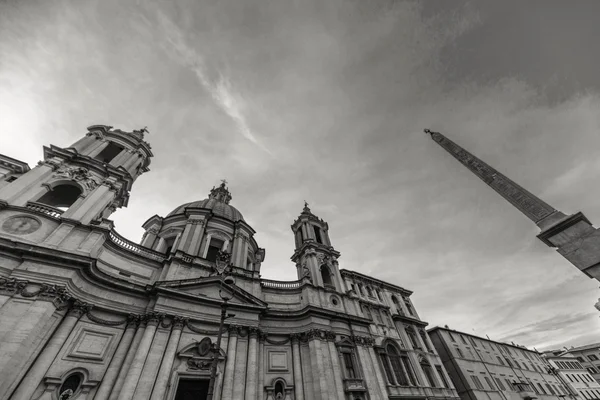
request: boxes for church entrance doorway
[173,378,210,400]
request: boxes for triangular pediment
[153,276,267,308]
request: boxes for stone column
[108,321,146,400]
[231,232,246,268]
[93,317,138,400]
[69,134,97,153]
[0,163,53,204]
[221,327,238,400]
[327,339,345,400]
[109,148,131,168]
[87,140,109,158]
[245,329,259,399]
[291,334,305,400]
[132,320,171,400]
[10,302,88,400]
[141,228,159,248]
[368,346,389,399]
[257,333,265,400]
[149,317,185,400]
[118,314,160,399]
[356,345,385,400]
[308,331,329,398]
[232,333,248,400]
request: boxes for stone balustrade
[26,201,63,218]
[108,230,166,262]
[260,279,303,289]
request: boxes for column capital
[68,300,92,318]
[143,312,164,326]
[172,316,188,330]
[290,333,302,344]
[248,327,260,338]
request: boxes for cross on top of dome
[209,179,232,204]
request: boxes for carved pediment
[153,276,267,308]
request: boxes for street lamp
[206,251,235,400]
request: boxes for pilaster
[118,313,161,399]
[291,334,305,400]
[94,316,139,400]
[245,328,259,399]
[221,327,238,400]
[108,319,147,400]
[150,317,186,400]
[10,301,90,400]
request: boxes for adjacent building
[545,344,600,385]
[0,125,460,400]
[545,355,600,400]
[428,326,571,400]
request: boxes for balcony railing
[108,230,166,262]
[26,202,63,218]
[260,279,303,289]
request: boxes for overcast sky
[2,0,599,350]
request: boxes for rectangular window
[495,378,505,391]
[449,332,456,342]
[471,375,484,390]
[497,356,505,365]
[422,365,437,387]
[407,329,421,350]
[401,356,418,386]
[436,366,449,388]
[484,376,494,390]
[342,352,357,379]
[538,383,546,394]
[404,298,414,316]
[590,355,599,361]
[461,336,468,345]
[380,353,395,384]
[456,348,464,358]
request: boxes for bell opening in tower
[174,378,210,400]
[314,225,323,244]
[36,184,82,211]
[94,142,123,164]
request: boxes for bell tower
[291,202,343,291]
[0,125,152,225]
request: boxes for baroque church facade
[0,125,460,400]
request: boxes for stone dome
[166,182,244,222]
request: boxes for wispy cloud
[156,10,270,154]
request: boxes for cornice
[262,304,371,326]
[391,313,428,327]
[340,269,413,296]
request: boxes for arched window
[321,265,334,288]
[379,343,418,387]
[274,381,284,399]
[366,286,373,297]
[205,237,224,262]
[58,372,83,399]
[37,184,82,211]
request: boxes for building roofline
[339,269,413,295]
[427,325,541,354]
[563,343,600,352]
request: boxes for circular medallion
[198,337,213,356]
[2,215,41,235]
[330,295,340,306]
